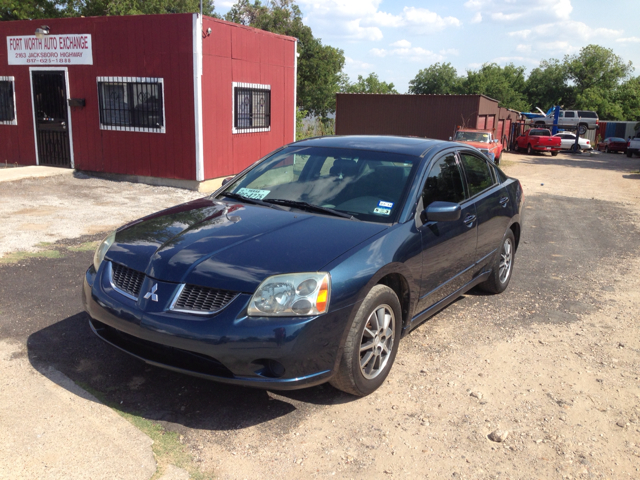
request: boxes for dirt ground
[1,150,639,480]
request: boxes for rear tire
[570,143,579,153]
[605,146,609,153]
[527,144,533,155]
[578,124,587,135]
[330,285,402,396]
[479,229,516,294]
[551,151,559,156]
[629,150,634,158]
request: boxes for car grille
[111,263,145,298]
[173,284,238,313]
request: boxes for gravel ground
[1,151,640,480]
[0,173,203,259]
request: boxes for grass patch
[497,158,515,169]
[0,249,63,264]
[78,383,213,480]
[629,170,640,174]
[67,240,100,252]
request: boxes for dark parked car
[83,136,524,396]
[597,137,627,153]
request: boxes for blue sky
[216,0,640,93]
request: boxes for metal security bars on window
[97,77,165,133]
[234,87,270,130]
[0,79,16,124]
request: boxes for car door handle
[499,196,509,207]
[463,214,476,227]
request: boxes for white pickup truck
[533,110,599,135]
[627,135,640,157]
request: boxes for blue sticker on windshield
[374,207,391,216]
[236,188,270,200]
[378,200,394,208]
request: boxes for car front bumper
[83,263,356,390]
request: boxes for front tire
[527,144,533,155]
[479,229,515,294]
[330,285,402,396]
[495,151,502,164]
[605,146,609,153]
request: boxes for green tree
[1,0,64,20]
[615,77,640,121]
[63,0,217,16]
[462,63,530,112]
[408,62,461,95]
[524,59,573,111]
[225,0,345,118]
[341,73,398,94]
[562,45,634,120]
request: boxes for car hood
[106,198,388,293]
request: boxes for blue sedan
[83,136,523,396]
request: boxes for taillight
[586,140,590,144]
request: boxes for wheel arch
[510,221,521,252]
[376,273,411,330]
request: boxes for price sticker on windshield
[236,188,270,200]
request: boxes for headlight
[248,273,330,317]
[93,231,116,271]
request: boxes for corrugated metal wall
[0,14,197,179]
[201,17,295,179]
[335,94,485,140]
[335,94,522,143]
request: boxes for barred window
[0,77,17,125]
[233,82,271,133]
[97,77,165,133]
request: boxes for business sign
[7,35,93,65]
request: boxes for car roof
[291,135,446,157]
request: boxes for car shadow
[26,312,357,433]
[622,173,640,180]
[26,298,473,432]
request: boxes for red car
[598,137,627,153]
[515,128,561,155]
[452,129,504,163]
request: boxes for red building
[0,14,297,189]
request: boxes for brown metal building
[335,94,522,149]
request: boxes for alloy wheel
[499,238,513,284]
[359,305,395,380]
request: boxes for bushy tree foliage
[408,44,639,120]
[225,0,344,118]
[463,63,530,112]
[408,62,461,95]
[341,73,398,94]
[1,0,64,20]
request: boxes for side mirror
[422,201,461,223]
[221,176,234,186]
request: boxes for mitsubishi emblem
[144,283,158,302]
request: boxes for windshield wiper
[264,199,357,220]
[221,192,285,210]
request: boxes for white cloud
[298,0,461,40]
[390,39,412,48]
[515,44,532,53]
[616,37,640,43]
[509,21,622,42]
[344,56,374,71]
[440,48,460,56]
[491,56,541,66]
[370,45,444,63]
[465,0,572,21]
[491,12,523,21]
[470,12,482,24]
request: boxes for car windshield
[454,131,491,143]
[219,146,420,223]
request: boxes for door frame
[29,66,75,168]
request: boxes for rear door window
[459,152,496,197]
[422,154,466,207]
[564,111,576,118]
